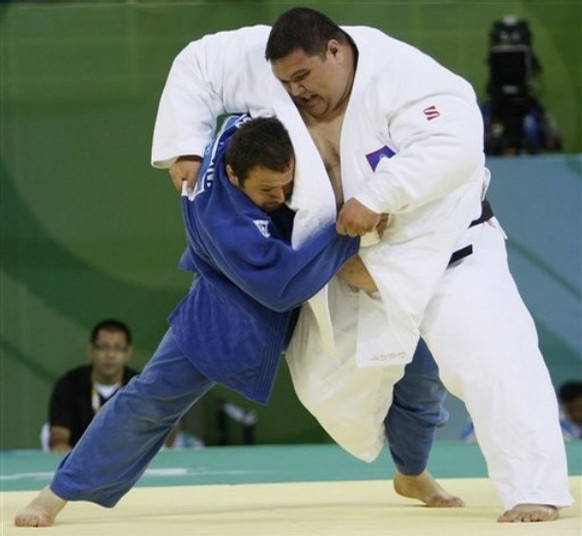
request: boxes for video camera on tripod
[482,15,561,155]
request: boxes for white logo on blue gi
[253,220,271,238]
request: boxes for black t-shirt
[48,364,139,447]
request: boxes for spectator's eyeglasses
[92,343,128,353]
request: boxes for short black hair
[90,319,132,345]
[225,117,294,184]
[265,7,350,61]
[559,381,582,403]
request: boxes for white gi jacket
[152,25,488,461]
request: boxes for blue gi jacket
[169,114,359,404]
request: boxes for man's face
[271,41,353,119]
[227,161,294,213]
[89,329,132,380]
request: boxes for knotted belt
[448,199,494,266]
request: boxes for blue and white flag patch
[365,145,395,171]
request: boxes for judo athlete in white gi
[150,7,572,522]
[15,115,455,528]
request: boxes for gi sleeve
[151,26,272,169]
[355,69,485,215]
[196,215,360,313]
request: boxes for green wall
[1,1,581,449]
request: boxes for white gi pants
[421,218,572,509]
[289,217,572,509]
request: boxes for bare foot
[497,504,559,523]
[14,486,67,527]
[393,469,465,507]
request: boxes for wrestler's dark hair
[559,381,582,403]
[225,117,294,184]
[265,7,350,61]
[90,319,132,345]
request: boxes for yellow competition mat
[2,477,581,536]
[2,443,581,535]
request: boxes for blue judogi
[50,115,447,507]
[171,114,360,404]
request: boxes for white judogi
[151,25,572,509]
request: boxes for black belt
[468,199,493,228]
[448,199,493,266]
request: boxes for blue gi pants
[51,329,447,507]
[385,338,449,475]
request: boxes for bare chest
[306,117,344,207]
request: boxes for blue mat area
[2,441,580,492]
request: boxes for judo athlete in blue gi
[15,115,456,528]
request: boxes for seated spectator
[47,319,139,452]
[558,381,582,440]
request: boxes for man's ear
[226,164,240,187]
[327,39,341,58]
